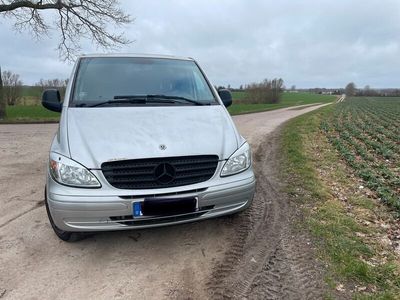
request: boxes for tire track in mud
[206,128,327,299]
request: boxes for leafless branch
[0,0,133,61]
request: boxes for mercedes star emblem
[154,163,176,184]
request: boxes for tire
[44,188,85,242]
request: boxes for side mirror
[218,89,232,108]
[42,89,62,112]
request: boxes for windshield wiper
[145,94,209,106]
[88,98,147,107]
[84,94,210,107]
[114,94,210,106]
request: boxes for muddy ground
[0,104,329,299]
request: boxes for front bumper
[47,171,256,232]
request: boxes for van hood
[67,106,239,169]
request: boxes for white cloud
[0,0,399,88]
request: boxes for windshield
[71,57,217,106]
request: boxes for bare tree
[2,70,23,105]
[35,77,68,97]
[0,0,133,61]
[271,78,284,103]
[345,82,356,96]
[0,67,5,119]
[246,78,284,104]
[36,78,68,89]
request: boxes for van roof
[79,53,194,61]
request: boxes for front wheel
[44,188,85,242]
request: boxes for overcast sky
[0,0,399,88]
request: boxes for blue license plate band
[133,202,142,217]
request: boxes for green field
[5,105,60,122]
[228,91,336,115]
[321,97,400,213]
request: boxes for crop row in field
[321,97,400,213]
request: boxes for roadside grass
[281,104,400,299]
[229,92,336,115]
[3,105,60,122]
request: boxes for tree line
[345,82,400,97]
[220,78,285,104]
[1,69,22,106]
[245,78,284,104]
[0,68,68,119]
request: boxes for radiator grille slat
[101,155,219,189]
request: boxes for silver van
[42,54,256,241]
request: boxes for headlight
[221,142,251,177]
[49,153,101,188]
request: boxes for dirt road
[0,104,328,300]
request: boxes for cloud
[0,0,399,88]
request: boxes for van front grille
[101,155,219,189]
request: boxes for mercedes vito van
[42,54,256,241]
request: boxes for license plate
[133,197,197,218]
[133,202,143,217]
